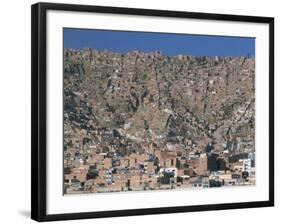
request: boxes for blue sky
[63,28,255,57]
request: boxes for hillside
[63,48,255,154]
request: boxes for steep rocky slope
[63,48,255,155]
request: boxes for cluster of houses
[64,135,255,194]
[63,48,255,194]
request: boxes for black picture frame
[31,2,274,222]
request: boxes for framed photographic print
[31,2,274,222]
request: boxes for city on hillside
[63,47,255,194]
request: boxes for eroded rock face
[63,48,255,193]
